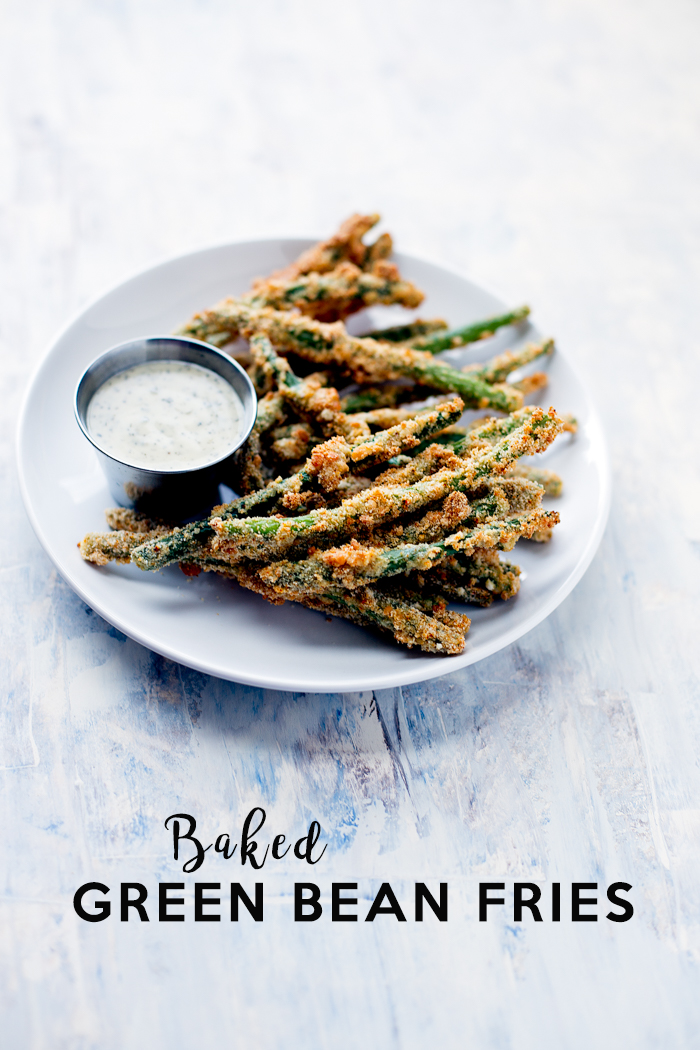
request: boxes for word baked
[165,810,327,873]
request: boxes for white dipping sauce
[87,359,244,470]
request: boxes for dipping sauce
[86,359,244,471]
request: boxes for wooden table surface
[3,1,700,1047]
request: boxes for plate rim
[17,238,612,693]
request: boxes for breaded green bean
[190,545,516,612]
[246,261,424,321]
[231,566,469,655]
[506,463,563,497]
[271,396,464,507]
[408,550,522,605]
[378,408,552,484]
[269,423,313,462]
[374,444,464,486]
[126,400,471,570]
[260,213,382,282]
[378,477,544,546]
[198,410,562,567]
[361,319,449,343]
[184,551,470,654]
[339,384,417,413]
[238,391,287,493]
[364,231,393,268]
[408,430,469,456]
[298,587,470,655]
[446,549,521,597]
[376,491,476,547]
[348,398,464,469]
[248,331,296,392]
[372,581,469,617]
[410,306,531,353]
[456,407,540,453]
[480,476,548,512]
[393,576,494,608]
[446,509,560,554]
[79,528,169,565]
[245,308,523,410]
[255,508,558,594]
[178,216,412,339]
[178,303,523,411]
[288,380,371,443]
[346,398,453,431]
[248,334,370,442]
[466,339,554,383]
[102,444,323,568]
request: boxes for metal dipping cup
[75,336,257,521]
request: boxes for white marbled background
[2,0,700,1047]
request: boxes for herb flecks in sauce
[87,360,243,470]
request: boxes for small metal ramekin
[75,336,257,521]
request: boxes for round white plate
[17,239,610,693]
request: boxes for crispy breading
[248,260,423,323]
[79,528,168,565]
[257,213,381,283]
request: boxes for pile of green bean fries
[80,213,571,655]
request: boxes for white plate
[17,239,610,693]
